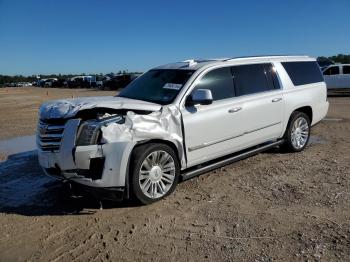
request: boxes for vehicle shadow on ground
[263,136,326,155]
[0,137,325,217]
[0,152,139,217]
[328,91,350,97]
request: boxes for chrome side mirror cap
[186,89,213,106]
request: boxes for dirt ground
[0,88,349,261]
[0,87,116,140]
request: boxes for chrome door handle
[272,98,282,102]
[228,107,242,113]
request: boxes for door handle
[228,107,242,113]
[272,98,282,102]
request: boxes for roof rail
[224,55,310,61]
[180,58,227,68]
[182,59,198,67]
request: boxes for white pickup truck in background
[322,64,350,90]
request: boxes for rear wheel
[130,143,180,205]
[282,111,310,152]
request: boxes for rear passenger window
[343,66,350,74]
[323,66,340,75]
[194,67,235,101]
[231,63,278,96]
[282,61,324,86]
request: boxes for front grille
[37,119,67,152]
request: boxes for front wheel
[282,111,311,152]
[130,143,180,205]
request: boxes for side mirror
[186,89,213,106]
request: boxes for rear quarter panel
[275,61,328,136]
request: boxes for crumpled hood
[39,96,162,120]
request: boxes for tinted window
[118,69,194,105]
[231,63,278,96]
[343,66,350,74]
[263,63,281,90]
[193,67,235,101]
[323,66,340,75]
[282,61,324,86]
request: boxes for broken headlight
[76,116,123,146]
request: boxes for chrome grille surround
[37,120,66,152]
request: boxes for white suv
[37,56,329,204]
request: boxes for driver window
[192,67,235,101]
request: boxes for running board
[181,139,284,181]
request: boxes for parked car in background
[37,79,48,87]
[44,78,58,87]
[66,76,84,88]
[96,76,104,88]
[322,64,350,90]
[66,76,97,88]
[17,82,32,87]
[103,73,140,90]
[51,79,66,88]
[37,55,328,204]
[84,76,97,87]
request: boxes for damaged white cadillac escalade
[37,56,328,204]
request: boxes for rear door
[323,66,341,89]
[230,63,284,145]
[340,65,350,89]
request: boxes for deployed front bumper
[67,181,126,201]
[37,119,136,200]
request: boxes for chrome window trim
[179,62,283,110]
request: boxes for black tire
[282,111,311,152]
[130,143,180,205]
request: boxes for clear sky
[0,0,349,75]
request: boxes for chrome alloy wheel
[138,150,176,199]
[291,117,309,149]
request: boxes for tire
[282,111,311,152]
[130,143,180,205]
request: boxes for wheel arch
[281,106,312,152]
[286,106,313,128]
[283,105,313,136]
[128,139,182,204]
[133,139,183,167]
[294,106,313,124]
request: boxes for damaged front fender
[38,104,186,190]
[100,105,186,168]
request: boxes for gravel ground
[0,88,349,261]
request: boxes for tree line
[317,54,350,64]
[1,54,350,86]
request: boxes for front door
[323,66,341,89]
[181,67,241,166]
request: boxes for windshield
[118,69,195,105]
